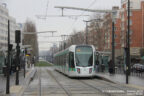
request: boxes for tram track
[54,70,131,96]
[79,80,112,96]
[48,69,139,96]
[38,68,42,96]
[93,78,136,92]
[54,70,112,96]
[46,70,72,96]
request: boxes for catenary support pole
[126,0,130,84]
[112,21,115,74]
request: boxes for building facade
[0,4,8,49]
[121,0,144,57]
[0,3,17,50]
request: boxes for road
[22,67,143,96]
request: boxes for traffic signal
[15,30,21,43]
[9,44,13,51]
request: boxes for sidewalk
[0,67,36,96]
[0,70,25,95]
[96,72,144,88]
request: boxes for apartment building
[121,0,144,56]
[0,3,17,49]
[9,16,16,44]
[0,4,9,49]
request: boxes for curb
[10,68,37,96]
[125,84,144,90]
[46,61,53,66]
[95,74,144,90]
[95,74,117,84]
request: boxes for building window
[126,2,133,9]
[130,30,133,35]
[114,43,117,46]
[115,27,117,31]
[127,20,132,25]
[127,11,132,16]
[130,20,132,25]
[114,34,117,39]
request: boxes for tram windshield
[75,46,93,67]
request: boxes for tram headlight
[89,68,92,74]
[77,68,80,74]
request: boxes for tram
[54,45,96,77]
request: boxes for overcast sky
[1,0,121,50]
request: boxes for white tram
[54,45,96,77]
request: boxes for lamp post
[112,15,115,74]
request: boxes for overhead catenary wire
[45,0,49,17]
[64,0,97,33]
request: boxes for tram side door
[69,52,75,72]
[65,54,69,73]
[95,52,99,72]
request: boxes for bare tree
[89,14,105,51]
[23,19,39,59]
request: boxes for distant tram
[54,45,96,77]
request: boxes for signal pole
[6,20,10,94]
[112,21,115,74]
[15,30,21,85]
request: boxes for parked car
[132,63,144,72]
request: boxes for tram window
[64,55,66,65]
[69,52,75,68]
[66,54,69,64]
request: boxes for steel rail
[79,80,111,96]
[47,70,72,96]
[38,68,42,96]
[94,79,135,92]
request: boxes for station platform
[0,67,36,96]
[96,72,144,89]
